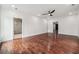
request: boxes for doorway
[53,21,58,34]
[53,21,59,39]
[13,18,22,39]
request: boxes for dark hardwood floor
[0,33,79,54]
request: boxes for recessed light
[11,5,15,7]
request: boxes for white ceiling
[1,4,79,18]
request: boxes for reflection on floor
[0,33,79,54]
[14,34,22,39]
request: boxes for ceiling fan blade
[42,9,55,16]
[51,10,55,13]
[42,13,49,15]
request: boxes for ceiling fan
[42,9,55,16]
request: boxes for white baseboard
[22,32,47,38]
[59,33,78,37]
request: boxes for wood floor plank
[0,33,79,54]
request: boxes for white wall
[77,14,79,37]
[0,5,14,41]
[59,15,79,36]
[22,15,48,37]
[48,15,79,36]
[0,6,1,41]
[0,6,1,35]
